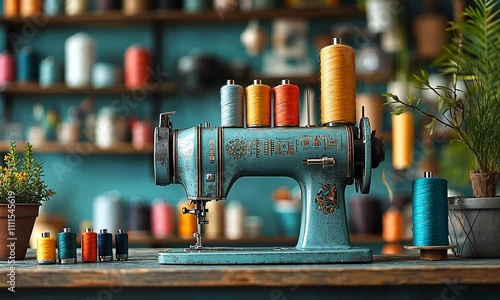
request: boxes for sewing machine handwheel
[357,117,372,194]
[154,126,172,186]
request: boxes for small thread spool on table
[98,228,113,262]
[58,227,77,264]
[81,228,97,263]
[36,232,56,265]
[115,229,129,261]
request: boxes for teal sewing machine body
[154,112,384,264]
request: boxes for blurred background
[0,0,467,253]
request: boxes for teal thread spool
[92,62,121,88]
[17,46,38,82]
[183,0,207,13]
[405,172,454,260]
[115,229,129,261]
[39,56,62,88]
[44,0,64,16]
[58,228,77,264]
[220,79,244,128]
[98,229,113,262]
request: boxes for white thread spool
[93,191,124,236]
[205,201,224,240]
[65,32,95,88]
[58,122,80,145]
[224,200,245,240]
[95,107,126,149]
[65,0,88,16]
[365,0,398,34]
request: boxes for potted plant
[0,142,56,260]
[386,0,500,257]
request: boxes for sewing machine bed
[158,246,372,264]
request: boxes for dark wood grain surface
[1,249,499,288]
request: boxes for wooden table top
[1,248,500,288]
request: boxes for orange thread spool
[4,0,20,17]
[246,79,271,127]
[273,79,300,127]
[382,206,404,243]
[382,244,404,255]
[20,0,42,17]
[81,228,98,262]
[123,0,150,15]
[124,45,150,89]
[178,200,197,239]
[319,38,356,125]
[392,111,414,170]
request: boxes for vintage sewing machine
[154,105,384,264]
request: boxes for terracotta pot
[470,172,498,198]
[0,203,40,260]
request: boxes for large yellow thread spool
[37,232,56,264]
[320,38,356,125]
[246,79,272,127]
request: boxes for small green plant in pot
[386,0,500,198]
[0,142,56,260]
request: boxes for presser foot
[158,247,372,264]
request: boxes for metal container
[449,196,500,258]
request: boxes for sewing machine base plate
[158,247,372,264]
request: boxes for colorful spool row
[0,42,150,89]
[2,0,191,17]
[36,228,129,265]
[220,79,300,128]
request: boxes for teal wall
[0,1,462,236]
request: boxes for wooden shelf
[0,7,363,27]
[0,11,154,27]
[0,142,153,154]
[0,82,176,96]
[155,6,364,23]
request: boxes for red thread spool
[0,52,15,84]
[124,45,150,89]
[151,199,174,238]
[81,228,98,262]
[132,120,153,149]
[273,79,300,127]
